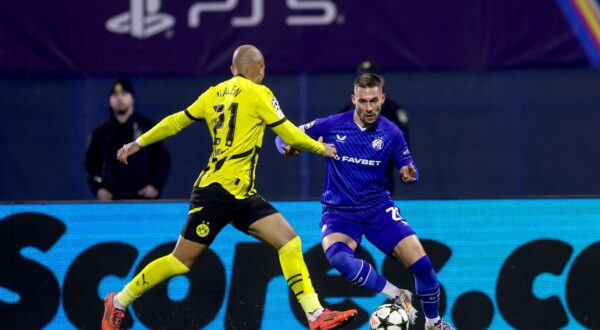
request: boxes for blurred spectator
[340,60,410,146]
[85,78,171,200]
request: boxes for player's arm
[392,130,419,183]
[256,86,335,157]
[275,136,302,156]
[273,120,312,156]
[399,163,418,183]
[138,110,199,146]
[274,123,303,157]
[117,111,198,164]
[275,118,332,157]
[271,120,336,158]
[118,93,207,164]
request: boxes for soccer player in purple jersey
[276,73,455,330]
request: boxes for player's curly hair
[354,73,384,92]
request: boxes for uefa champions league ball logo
[300,120,316,131]
[372,137,384,150]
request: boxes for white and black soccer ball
[369,303,410,330]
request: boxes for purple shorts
[320,202,416,256]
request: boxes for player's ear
[381,93,386,104]
[230,65,235,75]
[351,94,357,105]
[257,61,265,75]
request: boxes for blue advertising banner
[0,0,592,76]
[2,199,599,329]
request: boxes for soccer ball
[369,303,410,330]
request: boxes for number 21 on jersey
[212,103,238,147]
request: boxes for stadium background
[2,0,600,329]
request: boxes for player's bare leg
[171,236,209,268]
[247,212,297,250]
[392,235,426,267]
[322,232,358,251]
[249,213,357,329]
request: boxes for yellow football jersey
[138,75,324,199]
[186,75,288,198]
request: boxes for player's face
[352,86,385,127]
[110,92,134,114]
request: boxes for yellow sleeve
[255,85,286,126]
[253,86,323,154]
[138,111,195,147]
[271,120,325,155]
[138,91,208,147]
[186,89,210,120]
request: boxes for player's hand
[319,136,337,158]
[400,163,417,183]
[96,188,113,201]
[282,145,301,156]
[138,184,159,199]
[117,141,141,164]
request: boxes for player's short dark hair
[354,73,384,92]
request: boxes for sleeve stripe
[184,109,202,121]
[230,149,254,159]
[266,117,287,128]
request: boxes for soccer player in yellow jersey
[101,45,358,330]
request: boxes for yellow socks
[116,253,190,308]
[115,239,323,316]
[278,236,323,314]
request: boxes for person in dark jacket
[85,78,171,200]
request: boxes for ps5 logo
[106,0,174,39]
[188,0,338,27]
[107,0,340,39]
